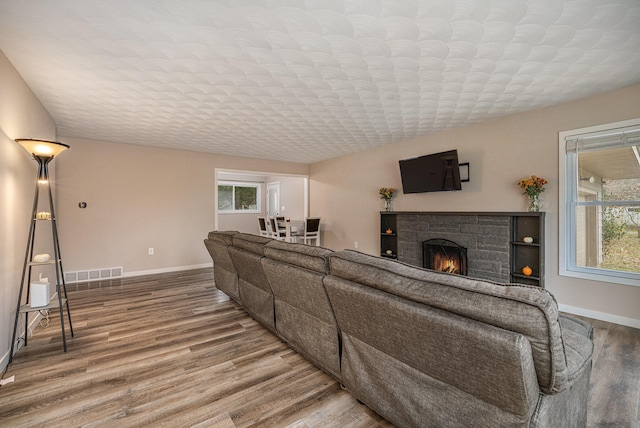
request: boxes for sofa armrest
[557,314,594,385]
[559,314,593,341]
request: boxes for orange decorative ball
[522,266,533,276]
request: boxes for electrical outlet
[354,241,359,249]
[148,248,154,255]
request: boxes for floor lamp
[10,139,74,363]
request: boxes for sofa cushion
[328,250,587,395]
[228,239,275,332]
[324,274,541,424]
[232,233,272,255]
[261,241,339,378]
[264,240,332,274]
[207,230,237,243]
[559,314,594,341]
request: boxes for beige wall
[55,138,308,275]
[266,175,306,221]
[310,84,640,325]
[0,50,56,368]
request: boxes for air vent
[64,267,124,283]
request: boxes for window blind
[566,125,640,153]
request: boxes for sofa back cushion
[232,233,272,255]
[262,242,340,379]
[328,250,570,394]
[264,240,332,273]
[207,230,237,243]
[228,236,274,331]
[323,274,540,424]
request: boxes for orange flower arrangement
[518,175,548,197]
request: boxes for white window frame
[217,180,261,214]
[559,118,640,287]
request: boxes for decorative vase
[527,194,541,212]
[384,199,393,212]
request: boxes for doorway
[214,169,308,233]
[267,182,280,217]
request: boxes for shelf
[511,213,545,287]
[511,241,540,247]
[380,213,399,260]
[27,259,61,266]
[19,298,66,313]
[511,273,540,281]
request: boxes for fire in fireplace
[423,239,468,275]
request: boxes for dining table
[278,219,304,243]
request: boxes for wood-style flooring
[0,268,638,427]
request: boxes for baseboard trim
[558,304,640,329]
[123,263,212,279]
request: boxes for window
[218,181,260,213]
[559,119,640,287]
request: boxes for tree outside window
[218,182,260,213]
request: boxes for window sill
[218,210,260,215]
[560,266,640,288]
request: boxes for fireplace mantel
[379,211,545,287]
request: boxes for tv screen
[399,150,462,193]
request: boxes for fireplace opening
[423,239,468,275]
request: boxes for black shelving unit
[510,212,545,287]
[380,212,398,259]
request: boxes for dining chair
[269,217,287,241]
[265,216,274,236]
[300,217,321,246]
[258,217,269,237]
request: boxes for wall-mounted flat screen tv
[399,149,462,193]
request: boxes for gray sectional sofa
[204,231,594,427]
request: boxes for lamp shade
[16,139,69,157]
[16,139,70,183]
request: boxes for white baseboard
[558,304,640,329]
[123,263,212,279]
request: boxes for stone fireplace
[396,212,511,283]
[423,239,468,275]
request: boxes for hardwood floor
[0,268,638,427]
[580,316,640,427]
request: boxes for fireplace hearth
[423,239,468,275]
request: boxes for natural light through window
[559,119,640,287]
[218,181,260,213]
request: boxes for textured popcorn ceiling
[0,1,639,164]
